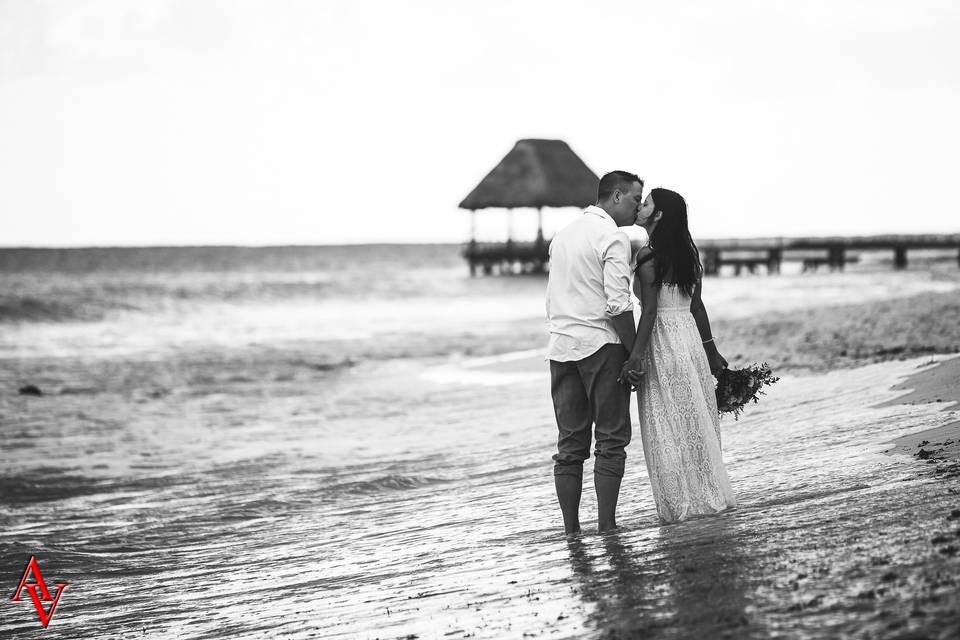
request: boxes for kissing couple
[545,170,737,534]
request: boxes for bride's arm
[690,277,728,376]
[620,259,658,386]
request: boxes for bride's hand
[618,358,644,389]
[708,351,728,377]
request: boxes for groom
[545,170,644,535]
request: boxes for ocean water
[2,245,960,638]
[2,245,958,359]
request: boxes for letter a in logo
[10,555,69,628]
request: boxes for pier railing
[463,234,960,276]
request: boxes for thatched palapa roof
[459,139,599,210]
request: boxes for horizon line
[3,232,960,251]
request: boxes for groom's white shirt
[545,205,634,362]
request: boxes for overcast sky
[1,0,958,246]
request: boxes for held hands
[617,357,645,391]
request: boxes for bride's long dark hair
[648,188,702,297]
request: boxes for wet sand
[879,356,960,411]
[883,357,960,466]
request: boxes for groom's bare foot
[594,474,622,533]
[598,520,618,533]
[555,475,583,537]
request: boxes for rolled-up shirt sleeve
[600,231,634,316]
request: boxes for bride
[622,188,737,523]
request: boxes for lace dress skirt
[637,285,737,523]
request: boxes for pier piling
[894,246,908,270]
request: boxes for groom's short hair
[597,171,644,201]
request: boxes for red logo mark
[10,555,69,628]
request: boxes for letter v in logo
[10,555,69,628]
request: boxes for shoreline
[428,349,960,470]
[881,356,960,462]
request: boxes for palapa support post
[468,210,478,277]
[535,207,544,245]
[503,209,514,275]
[534,206,546,274]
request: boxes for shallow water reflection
[566,519,756,639]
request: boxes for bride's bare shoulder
[634,246,656,270]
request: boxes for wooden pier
[698,234,960,275]
[463,240,548,276]
[463,234,960,276]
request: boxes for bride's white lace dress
[637,284,737,523]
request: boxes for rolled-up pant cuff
[594,457,625,479]
[553,460,584,477]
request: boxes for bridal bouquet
[716,363,780,420]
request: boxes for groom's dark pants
[550,343,631,480]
